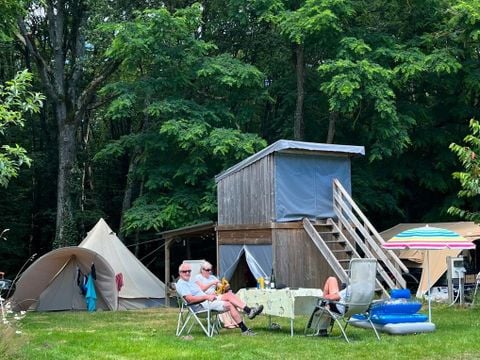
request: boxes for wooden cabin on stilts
[215,140,408,295]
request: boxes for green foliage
[448,119,480,222]
[98,4,267,234]
[0,70,44,187]
[256,0,354,43]
[0,0,24,41]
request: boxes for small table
[237,288,323,336]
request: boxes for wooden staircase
[302,179,409,296]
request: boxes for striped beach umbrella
[383,226,474,250]
[383,225,475,322]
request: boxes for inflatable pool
[349,317,436,334]
[348,289,435,334]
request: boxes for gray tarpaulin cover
[215,139,364,182]
[275,153,352,221]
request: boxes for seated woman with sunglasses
[194,261,239,329]
[194,261,223,295]
[176,261,263,336]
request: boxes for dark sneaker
[247,305,264,319]
[241,328,256,336]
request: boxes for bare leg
[323,277,341,301]
[221,302,242,323]
[218,292,247,309]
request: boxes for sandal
[224,324,239,329]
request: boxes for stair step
[332,249,353,254]
[323,239,346,244]
[316,231,339,235]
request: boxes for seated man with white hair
[176,261,263,336]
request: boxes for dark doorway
[229,254,257,292]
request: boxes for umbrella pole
[427,251,432,322]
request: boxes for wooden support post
[165,238,172,307]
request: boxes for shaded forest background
[1,0,480,281]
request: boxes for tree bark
[54,121,77,247]
[326,111,338,144]
[294,43,305,141]
[119,154,137,240]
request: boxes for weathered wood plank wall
[217,155,275,225]
[273,229,335,289]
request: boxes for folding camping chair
[175,292,223,338]
[305,258,381,343]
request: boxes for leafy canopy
[0,70,44,187]
[97,4,267,234]
[449,119,480,222]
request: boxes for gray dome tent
[11,247,118,311]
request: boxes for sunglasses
[203,268,212,272]
[180,270,191,274]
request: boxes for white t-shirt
[194,273,219,295]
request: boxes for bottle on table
[270,268,276,289]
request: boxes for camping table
[236,288,323,336]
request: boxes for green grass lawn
[6,304,480,360]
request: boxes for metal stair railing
[333,179,408,289]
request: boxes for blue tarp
[215,139,364,182]
[275,153,351,221]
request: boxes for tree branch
[15,18,57,101]
[75,59,121,123]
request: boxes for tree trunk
[326,111,338,144]
[53,119,78,248]
[119,154,137,240]
[294,43,305,141]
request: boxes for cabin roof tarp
[380,222,480,297]
[79,218,166,309]
[11,246,118,311]
[215,139,365,221]
[214,139,365,182]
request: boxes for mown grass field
[5,303,480,359]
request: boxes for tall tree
[256,0,354,141]
[14,1,119,246]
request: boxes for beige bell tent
[380,222,480,297]
[11,247,118,311]
[79,218,165,309]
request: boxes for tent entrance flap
[219,244,272,283]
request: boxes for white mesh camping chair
[305,258,381,343]
[175,291,223,338]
